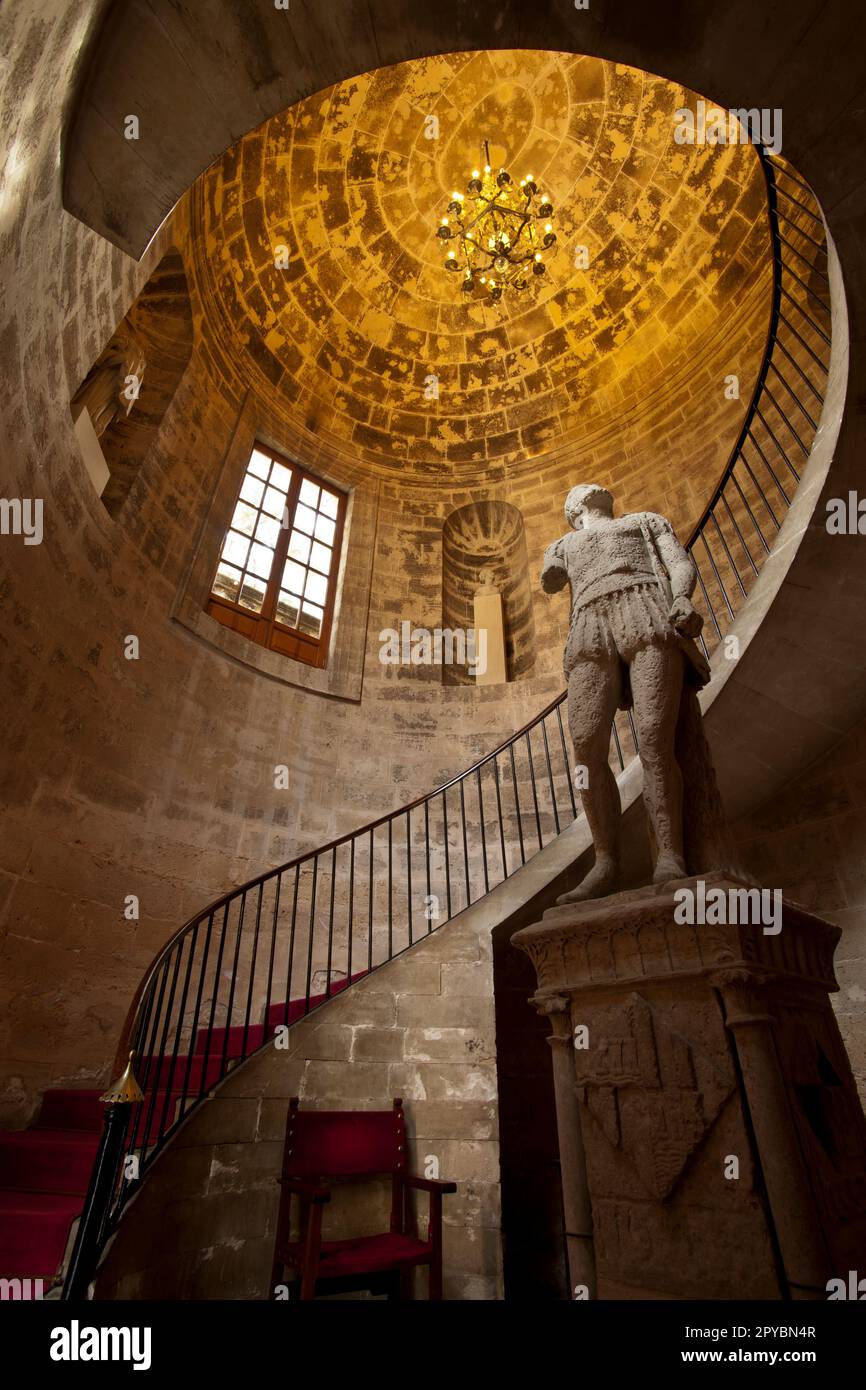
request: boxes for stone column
[715,970,830,1299]
[536,994,596,1298]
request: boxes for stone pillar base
[513,873,866,1300]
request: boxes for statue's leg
[630,643,686,882]
[557,656,622,904]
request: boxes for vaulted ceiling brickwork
[195,50,769,481]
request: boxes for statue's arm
[653,519,704,637]
[540,537,569,594]
[654,522,696,600]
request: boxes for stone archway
[71,247,193,516]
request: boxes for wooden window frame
[206,443,346,670]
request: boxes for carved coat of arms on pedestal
[574,993,733,1200]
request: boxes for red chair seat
[308,1232,431,1279]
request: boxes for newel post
[61,1052,143,1301]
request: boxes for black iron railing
[62,145,831,1298]
[683,150,832,654]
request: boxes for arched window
[207,442,346,669]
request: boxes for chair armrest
[278,1176,331,1203]
[405,1174,457,1195]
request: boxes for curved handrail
[114,684,572,1054]
[63,144,832,1299]
[111,148,792,1050]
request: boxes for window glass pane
[240,474,265,507]
[304,569,328,607]
[282,558,306,595]
[270,460,292,492]
[299,478,320,509]
[213,458,341,659]
[238,573,267,613]
[309,540,332,574]
[255,512,281,548]
[298,602,323,637]
[319,489,339,520]
[275,591,300,628]
[248,449,272,481]
[231,501,258,537]
[263,485,287,518]
[247,541,275,580]
[222,531,250,568]
[213,561,242,603]
[294,502,316,535]
[288,529,311,564]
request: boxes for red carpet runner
[0,977,361,1285]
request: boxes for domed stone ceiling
[195,50,770,483]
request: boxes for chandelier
[436,141,556,303]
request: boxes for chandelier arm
[460,208,491,236]
[462,194,508,235]
[461,233,492,257]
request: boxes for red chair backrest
[283,1097,406,1178]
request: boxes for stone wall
[736,715,866,1102]
[93,900,503,1301]
[0,3,777,1126]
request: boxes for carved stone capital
[530,991,573,1044]
[713,970,777,1029]
[532,991,569,1016]
[513,875,842,998]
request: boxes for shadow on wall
[442,500,536,686]
[492,905,568,1300]
[71,248,193,517]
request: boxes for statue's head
[475,566,498,596]
[565,484,613,529]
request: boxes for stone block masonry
[0,14,779,1130]
[94,906,504,1301]
[515,875,866,1301]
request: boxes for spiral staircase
[0,148,838,1298]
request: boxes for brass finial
[100,1051,144,1104]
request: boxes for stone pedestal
[513,873,866,1300]
[473,590,506,686]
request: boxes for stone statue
[474,566,499,596]
[72,328,146,439]
[542,483,732,903]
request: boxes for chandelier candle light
[437,140,556,302]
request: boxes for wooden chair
[270,1097,456,1300]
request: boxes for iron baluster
[242,881,265,1057]
[493,753,508,879]
[219,891,247,1081]
[283,865,300,1027]
[179,912,214,1120]
[325,846,337,998]
[459,777,471,909]
[540,718,561,836]
[525,731,543,849]
[476,766,491,891]
[262,873,282,1042]
[304,856,319,1013]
